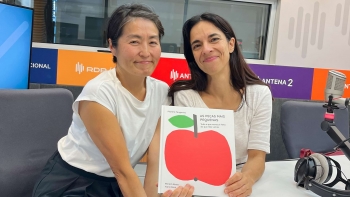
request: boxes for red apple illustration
[164,114,232,186]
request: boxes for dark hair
[107,3,164,63]
[168,13,268,100]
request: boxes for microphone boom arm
[321,121,350,161]
[321,94,350,161]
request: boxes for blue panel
[0,3,33,89]
[30,48,58,84]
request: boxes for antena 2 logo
[170,69,191,81]
[76,62,84,74]
[170,69,179,81]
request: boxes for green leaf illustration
[168,115,194,128]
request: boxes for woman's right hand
[162,184,194,197]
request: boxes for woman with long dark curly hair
[169,12,272,197]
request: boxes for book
[158,105,236,196]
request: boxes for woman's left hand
[224,172,254,197]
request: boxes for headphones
[294,153,350,196]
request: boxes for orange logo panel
[311,68,350,101]
[57,49,115,86]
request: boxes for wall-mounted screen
[0,2,33,89]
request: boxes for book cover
[158,106,236,196]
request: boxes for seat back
[281,101,349,159]
[0,88,73,197]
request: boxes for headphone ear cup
[309,153,331,184]
[294,158,307,184]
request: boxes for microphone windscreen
[324,70,346,101]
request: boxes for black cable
[334,137,350,150]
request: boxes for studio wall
[30,47,350,101]
[274,0,350,70]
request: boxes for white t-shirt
[58,68,169,177]
[174,85,272,169]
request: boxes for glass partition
[186,0,270,59]
[14,0,274,60]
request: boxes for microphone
[322,70,350,161]
[293,69,350,197]
[325,70,349,107]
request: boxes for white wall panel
[275,0,350,70]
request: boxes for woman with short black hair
[33,4,193,197]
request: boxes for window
[54,0,106,47]
[110,0,185,54]
[186,0,270,60]
[30,0,276,61]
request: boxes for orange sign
[311,68,350,101]
[57,49,116,86]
